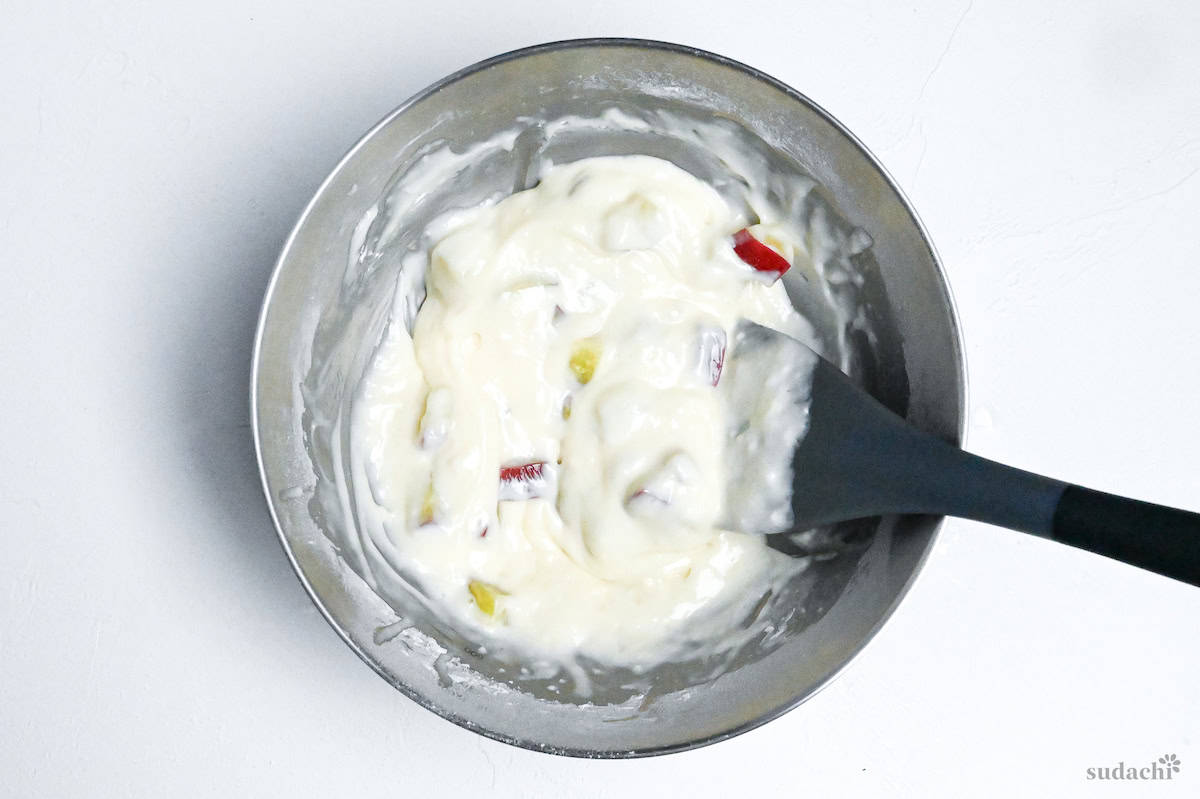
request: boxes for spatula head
[722,320,916,533]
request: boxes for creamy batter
[351,155,815,665]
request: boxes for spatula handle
[793,350,1200,586]
[1050,486,1200,587]
[900,439,1200,587]
[897,438,1200,587]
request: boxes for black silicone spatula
[724,321,1200,586]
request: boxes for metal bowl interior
[252,39,965,757]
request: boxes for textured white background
[3,1,1199,796]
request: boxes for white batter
[352,155,814,664]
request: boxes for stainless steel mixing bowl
[252,38,965,757]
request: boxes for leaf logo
[1158,754,1181,773]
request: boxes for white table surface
[3,1,1199,796]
